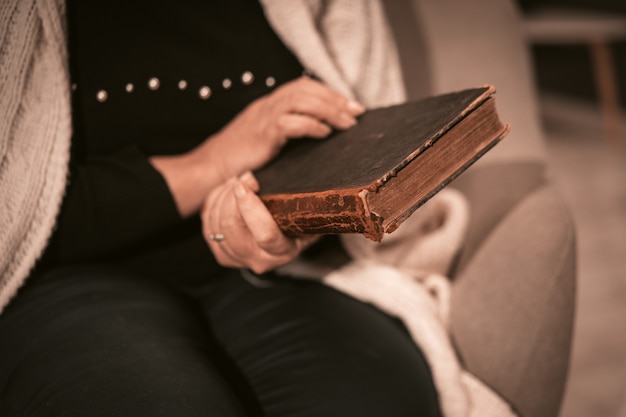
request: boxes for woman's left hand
[201,172,317,274]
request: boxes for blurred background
[515,0,626,416]
[519,0,626,105]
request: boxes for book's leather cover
[255,86,507,241]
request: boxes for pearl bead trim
[198,86,211,100]
[148,77,160,90]
[87,71,282,103]
[241,71,254,85]
[96,90,108,103]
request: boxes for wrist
[200,131,254,181]
[149,142,227,217]
[194,135,233,184]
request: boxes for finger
[217,196,293,274]
[277,114,332,139]
[211,245,246,269]
[202,183,229,242]
[296,234,320,250]
[285,77,365,116]
[207,180,233,238]
[233,180,296,256]
[213,185,259,263]
[288,94,357,130]
[203,182,249,268]
[239,171,260,192]
[275,90,356,130]
[236,174,318,253]
[276,78,364,127]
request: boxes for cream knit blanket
[278,190,517,417]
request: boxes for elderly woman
[0,1,439,416]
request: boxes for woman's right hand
[201,172,318,274]
[150,77,364,217]
[208,76,365,180]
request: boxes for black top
[41,0,305,286]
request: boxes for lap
[202,272,440,417]
[0,266,439,417]
[0,266,248,417]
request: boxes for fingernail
[234,182,247,198]
[347,100,365,115]
[239,171,260,192]
[340,112,357,127]
[240,171,254,183]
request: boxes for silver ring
[208,233,225,243]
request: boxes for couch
[383,1,577,416]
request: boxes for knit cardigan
[0,0,72,311]
[0,0,405,312]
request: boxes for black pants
[0,266,439,417]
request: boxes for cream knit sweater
[0,0,405,312]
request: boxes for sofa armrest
[450,182,576,417]
[450,162,548,275]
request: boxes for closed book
[254,85,510,242]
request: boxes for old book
[254,85,510,242]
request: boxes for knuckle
[276,114,290,131]
[285,123,307,139]
[294,76,310,87]
[286,91,301,107]
[250,97,266,111]
[274,121,291,143]
[214,252,235,268]
[256,230,282,249]
[228,241,251,263]
[250,250,296,274]
[313,123,331,138]
[220,214,238,231]
[301,76,319,89]
[250,263,271,275]
[304,121,323,137]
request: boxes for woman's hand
[151,77,364,218]
[201,172,317,274]
[209,76,365,179]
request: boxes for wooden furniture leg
[589,39,624,146]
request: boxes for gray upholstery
[383,1,577,416]
[451,182,576,417]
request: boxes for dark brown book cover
[254,85,510,241]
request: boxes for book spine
[260,188,384,241]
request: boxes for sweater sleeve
[43,144,183,264]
